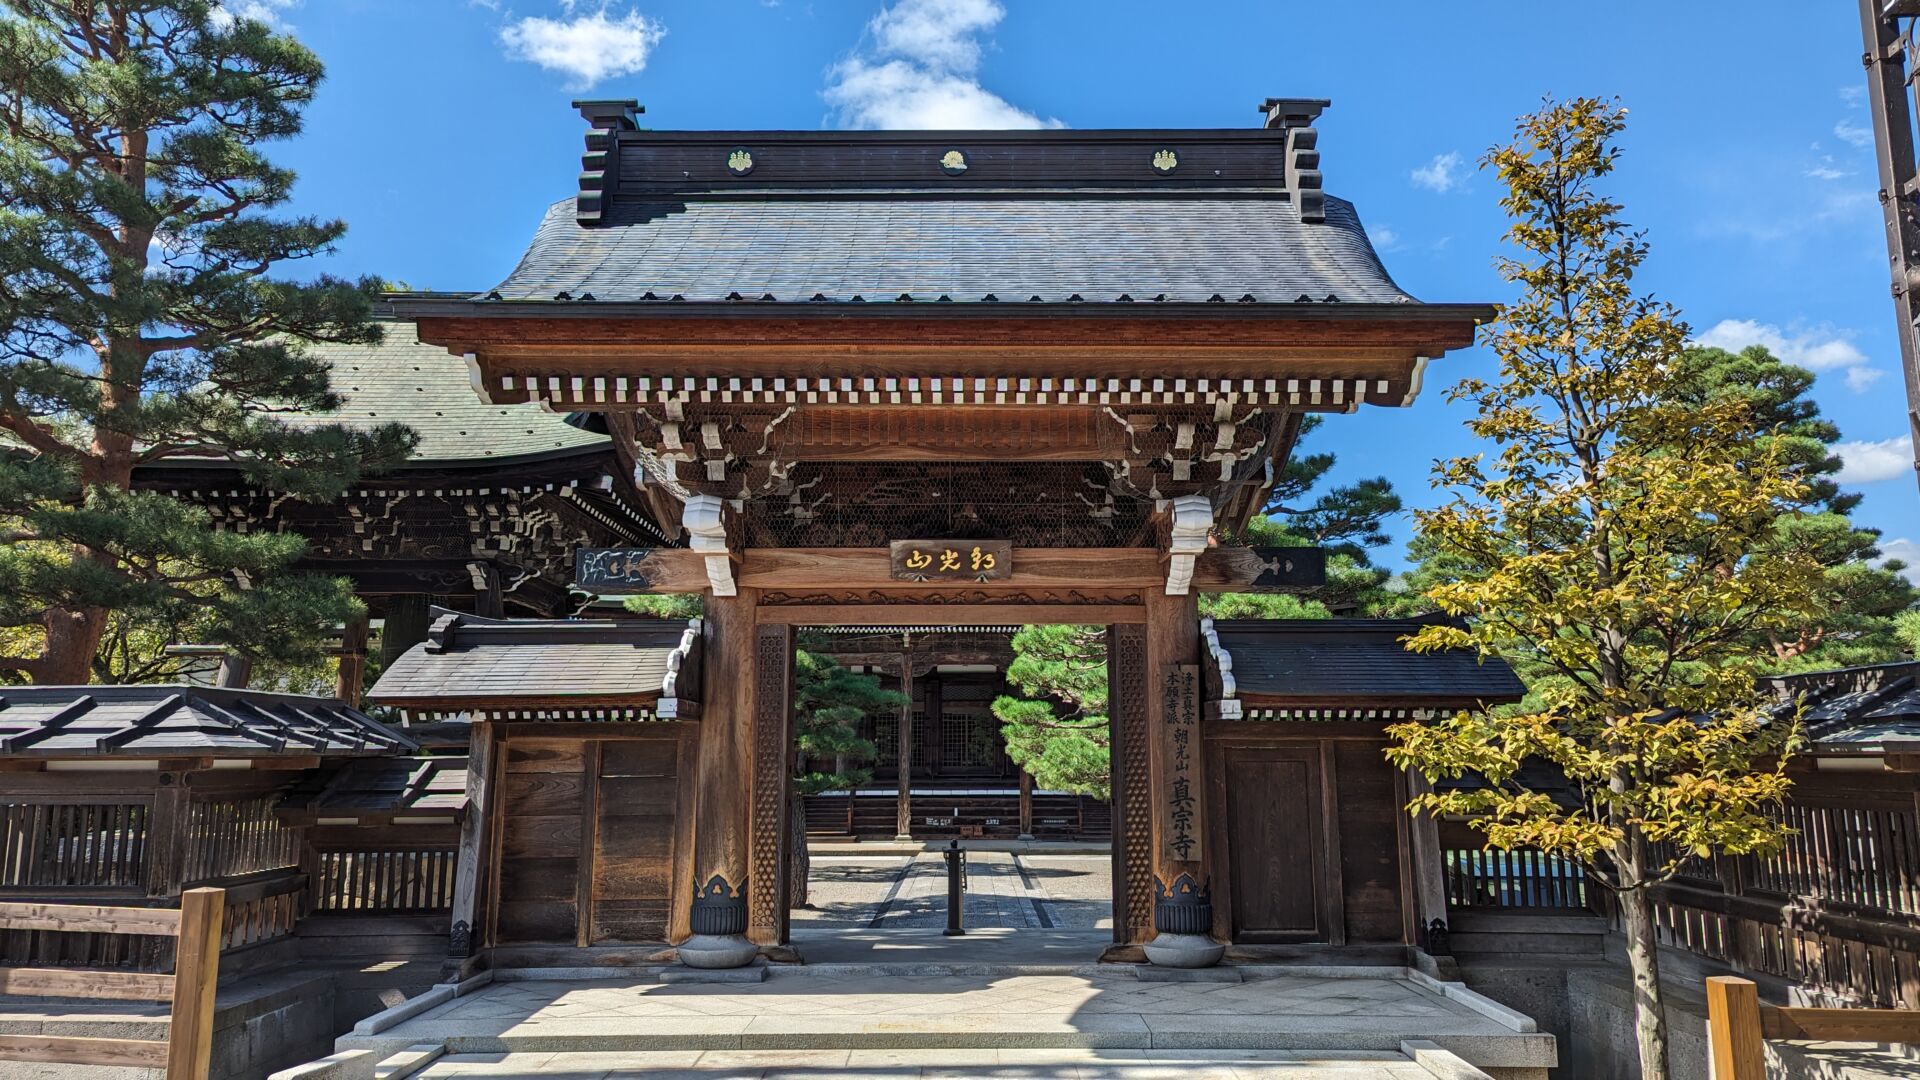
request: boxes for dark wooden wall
[489,726,695,948]
[1204,723,1411,948]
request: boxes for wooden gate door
[1216,744,1335,943]
[589,736,687,944]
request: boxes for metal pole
[944,839,966,936]
[1858,0,1920,489]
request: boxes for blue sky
[248,0,1917,572]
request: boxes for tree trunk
[1616,884,1671,1080]
[40,602,108,685]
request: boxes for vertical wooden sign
[1158,663,1204,866]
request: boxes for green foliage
[622,593,705,620]
[992,624,1111,798]
[0,1,414,682]
[1668,345,1917,670]
[792,649,903,795]
[1384,99,1826,1077]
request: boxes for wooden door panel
[1222,747,1328,941]
[591,736,682,945]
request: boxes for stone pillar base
[676,934,760,969]
[1143,932,1225,968]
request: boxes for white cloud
[1693,318,1882,391]
[1806,155,1851,181]
[1367,225,1401,252]
[501,8,665,90]
[1411,152,1464,193]
[1847,365,1887,392]
[210,0,296,29]
[1835,435,1914,484]
[824,0,1060,129]
[1835,118,1875,148]
[1879,537,1920,581]
[1841,84,1866,105]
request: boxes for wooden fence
[0,887,224,1077]
[312,847,457,914]
[1706,975,1920,1080]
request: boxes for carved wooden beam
[571,545,1328,595]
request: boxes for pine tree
[0,1,414,683]
[992,624,1111,798]
[792,648,900,794]
[1670,344,1916,668]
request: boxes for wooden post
[1405,770,1450,951]
[686,590,757,955]
[379,594,432,670]
[146,776,190,900]
[895,639,915,842]
[473,563,506,620]
[335,615,370,708]
[213,654,252,689]
[1706,975,1766,1080]
[447,721,495,964]
[1144,589,1213,953]
[167,887,225,1080]
[1018,770,1035,841]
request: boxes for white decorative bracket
[657,618,703,719]
[1164,493,1213,596]
[1199,617,1241,720]
[683,494,736,596]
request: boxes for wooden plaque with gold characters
[888,540,1013,582]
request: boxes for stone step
[407,1048,1485,1079]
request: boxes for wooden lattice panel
[1111,623,1154,942]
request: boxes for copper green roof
[282,318,607,466]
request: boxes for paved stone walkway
[412,1048,1441,1078]
[796,852,1113,932]
[336,971,1553,1073]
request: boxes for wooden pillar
[688,590,757,950]
[379,594,432,670]
[1018,770,1035,841]
[335,615,370,708]
[472,563,506,620]
[1405,770,1450,954]
[214,654,252,689]
[447,721,495,966]
[146,773,191,899]
[894,642,915,842]
[1144,588,1217,959]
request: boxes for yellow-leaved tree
[1385,99,1825,1080]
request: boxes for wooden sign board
[1158,663,1204,864]
[889,540,1013,582]
[1203,546,1327,592]
[575,548,666,592]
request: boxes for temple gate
[376,96,1492,969]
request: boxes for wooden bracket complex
[683,494,737,596]
[1163,494,1213,596]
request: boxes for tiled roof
[1207,616,1527,706]
[482,195,1413,306]
[1765,662,1920,750]
[369,608,702,707]
[0,685,413,758]
[279,755,468,820]
[273,318,607,465]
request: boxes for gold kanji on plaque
[889,540,1013,582]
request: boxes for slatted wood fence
[0,887,224,1077]
[313,847,457,914]
[1706,974,1920,1080]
